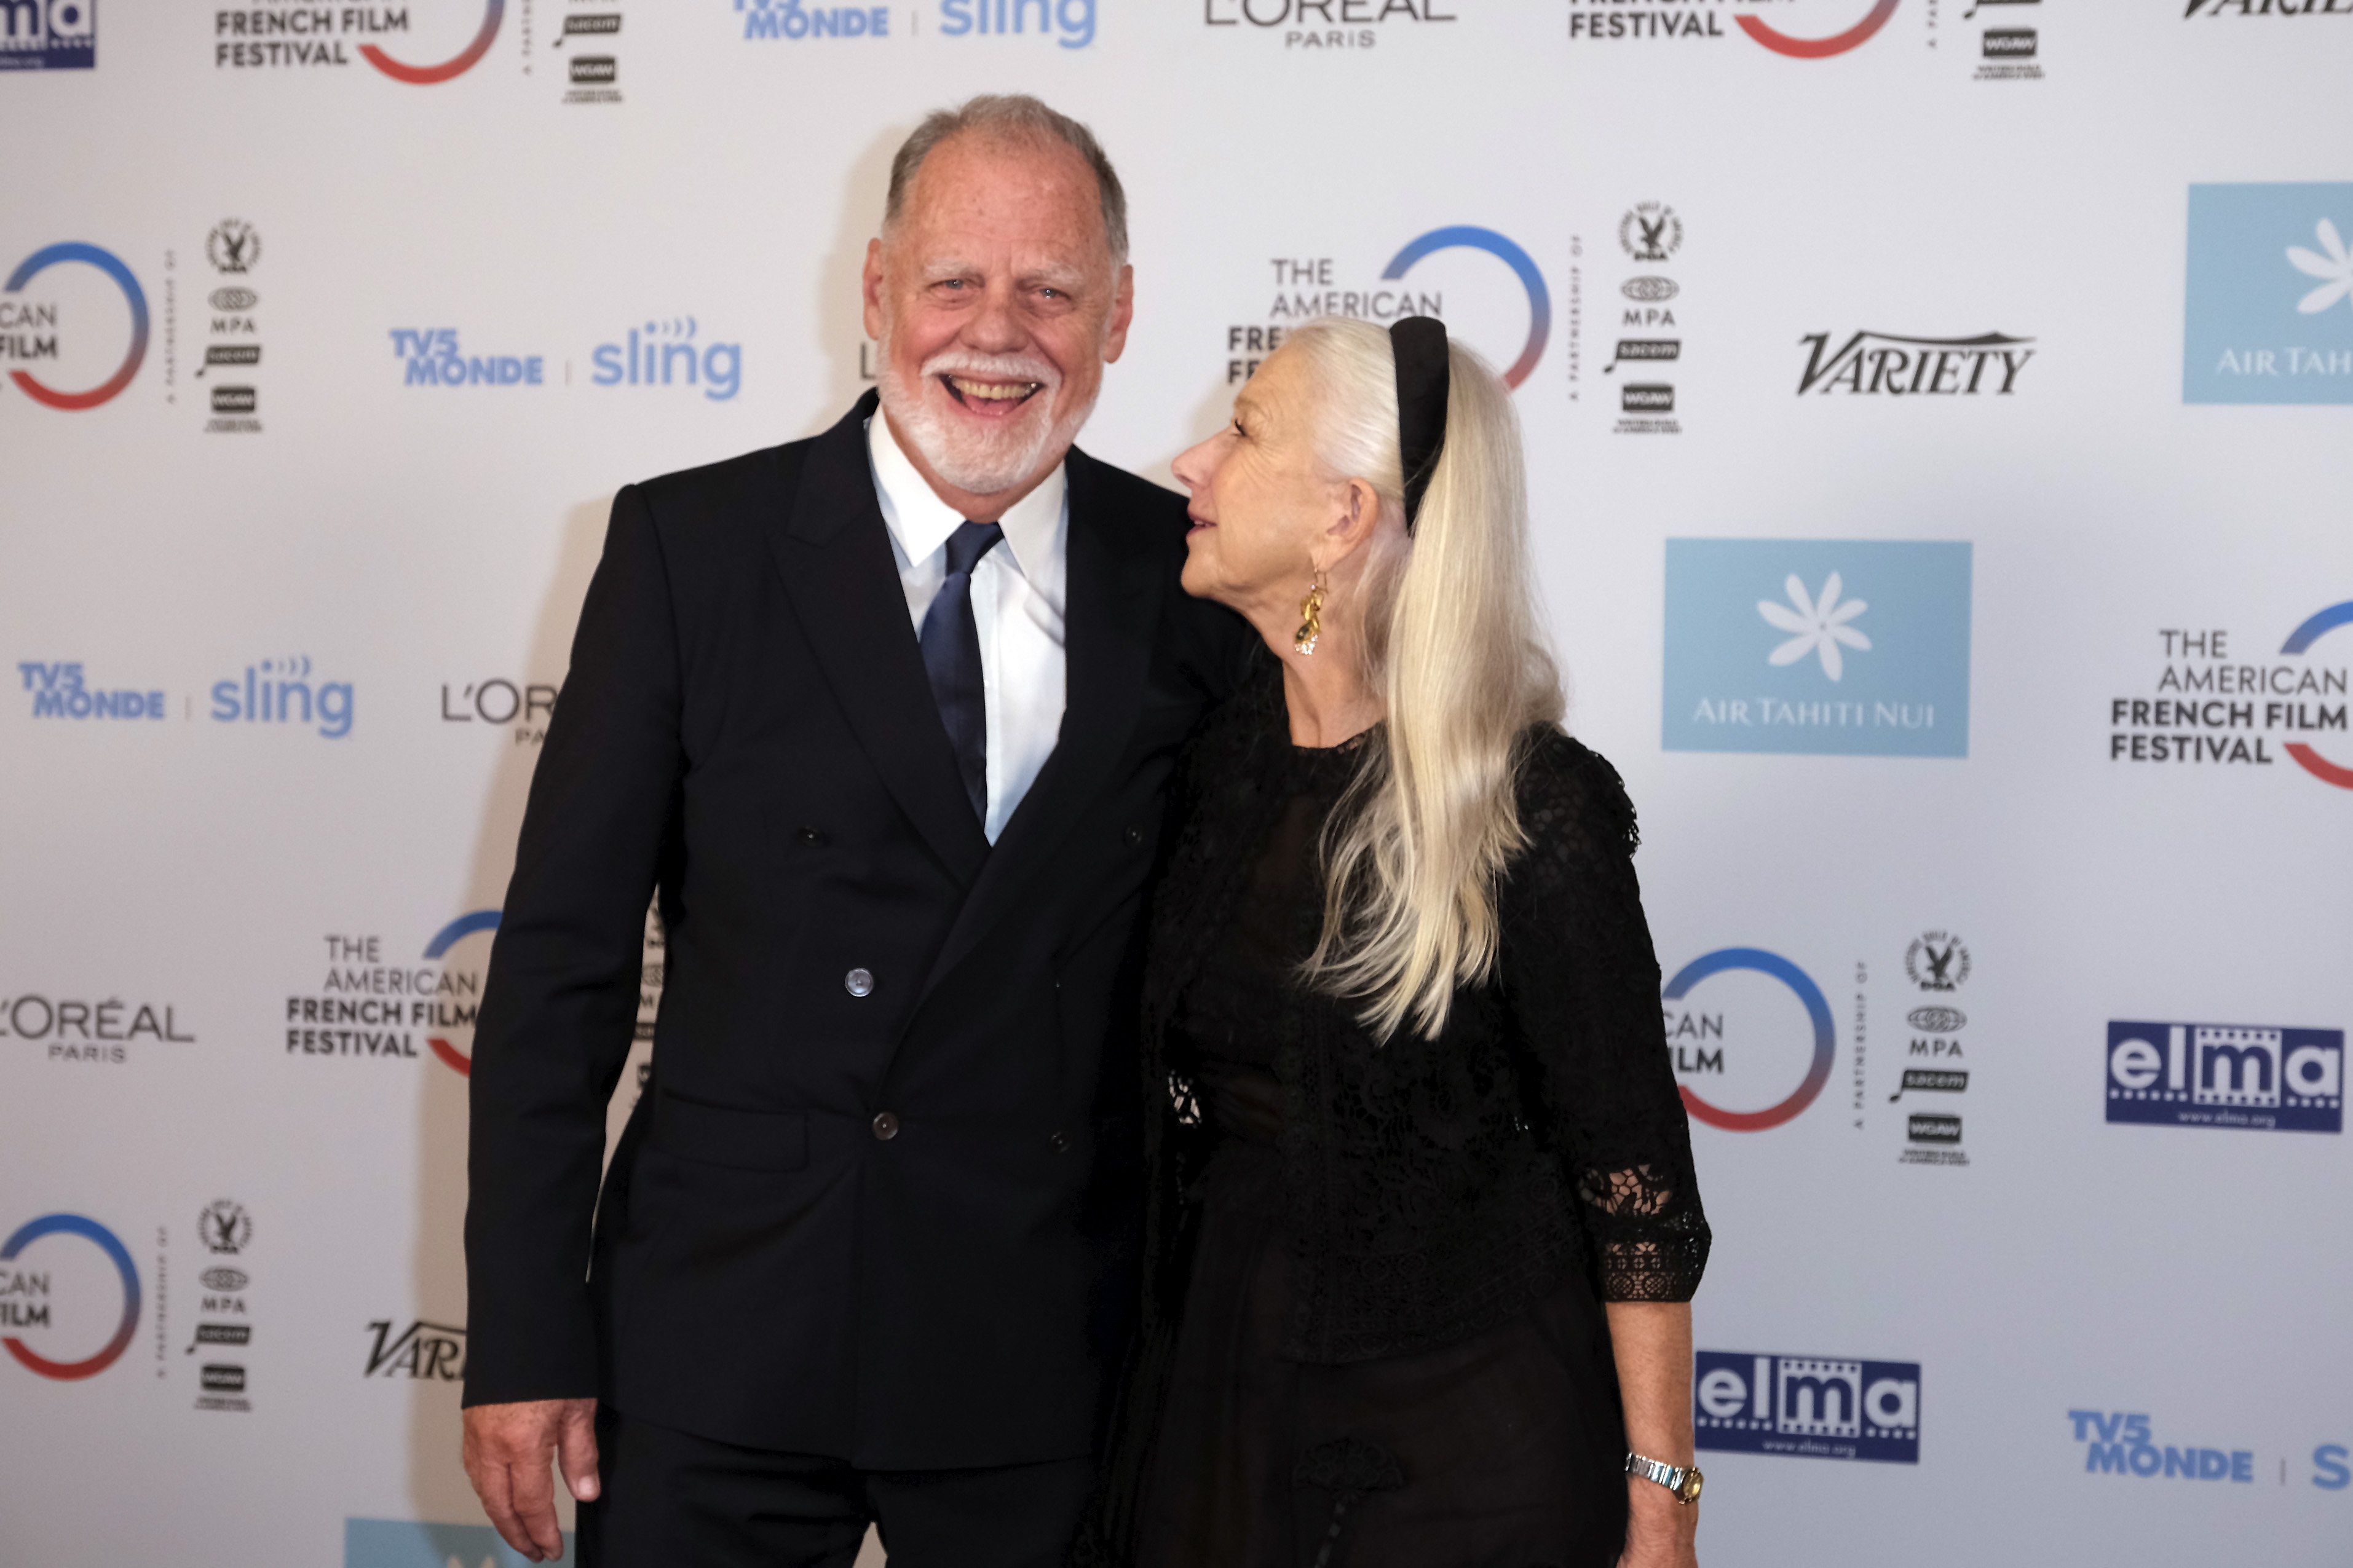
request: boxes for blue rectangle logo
[2185,183,2353,404]
[0,0,94,69]
[346,1519,572,1568]
[1695,1351,1921,1464]
[2105,1022,2343,1133]
[1663,540,1972,757]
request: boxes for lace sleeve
[1500,731,1710,1303]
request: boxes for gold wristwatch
[1625,1451,1704,1505]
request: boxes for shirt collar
[867,408,1067,586]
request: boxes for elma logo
[2185,183,2353,404]
[1664,539,1972,757]
[1663,948,1834,1132]
[0,0,95,69]
[2106,1022,2343,1133]
[1695,1352,1921,1463]
[346,1517,572,1567]
[3,243,146,410]
[1,1213,140,1380]
[2068,1411,2252,1483]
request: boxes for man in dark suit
[459,95,1248,1566]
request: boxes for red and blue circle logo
[4,243,148,411]
[1739,0,1900,57]
[1382,227,1551,390]
[422,909,500,1074]
[2281,601,2353,790]
[360,0,504,82]
[1664,948,1835,1132]
[1,1214,140,1381]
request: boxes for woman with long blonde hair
[1085,318,1710,1568]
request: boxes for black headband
[1389,315,1450,533]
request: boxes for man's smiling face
[863,130,1134,515]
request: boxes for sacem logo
[1382,227,1550,388]
[1,1213,140,1380]
[2106,1021,2343,1134]
[358,0,503,82]
[1695,1351,1921,1463]
[1739,0,1900,57]
[1663,948,1834,1132]
[4,243,147,411]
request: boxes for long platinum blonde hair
[1287,317,1565,1042]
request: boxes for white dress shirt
[866,411,1069,845]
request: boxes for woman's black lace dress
[1086,668,1709,1568]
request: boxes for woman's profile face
[1171,346,1338,620]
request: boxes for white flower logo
[1759,572,1871,681]
[2287,218,2353,316]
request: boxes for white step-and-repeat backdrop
[4,1,2348,1563]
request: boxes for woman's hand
[1617,1476,1699,1568]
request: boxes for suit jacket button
[1048,1130,1070,1154]
[1123,824,1145,848]
[797,825,828,846]
[872,1111,900,1141]
[844,967,874,998]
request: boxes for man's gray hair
[884,94,1129,266]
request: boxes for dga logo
[0,0,95,69]
[1695,1352,1921,1463]
[210,655,354,736]
[287,915,496,1068]
[590,317,743,400]
[2068,1412,2252,1483]
[1619,203,1682,263]
[1228,228,1548,390]
[2,243,146,410]
[346,1517,573,1568]
[0,1214,139,1380]
[1568,0,1900,55]
[197,1200,251,1255]
[392,329,546,388]
[2108,607,2351,785]
[206,219,259,274]
[1663,948,1833,1131]
[17,661,164,720]
[1796,330,2034,395]
[1904,930,1969,991]
[1664,540,1972,757]
[2186,184,2353,404]
[2106,1022,2343,1134]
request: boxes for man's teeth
[948,377,1040,403]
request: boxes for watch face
[1676,1468,1704,1503]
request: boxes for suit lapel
[919,446,1166,995]
[770,392,989,887]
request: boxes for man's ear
[1101,263,1136,364]
[861,237,887,342]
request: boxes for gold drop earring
[1294,565,1327,656]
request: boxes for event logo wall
[2,243,146,410]
[1664,540,1973,757]
[2185,183,2353,404]
[2106,601,2352,786]
[1225,227,1548,390]
[2105,1022,2343,1134]
[1695,1351,1921,1463]
[1664,948,1833,1132]
[0,1213,139,1380]
[1567,0,1899,55]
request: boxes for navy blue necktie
[920,520,1002,824]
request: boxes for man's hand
[1616,1478,1699,1568]
[462,1398,600,1562]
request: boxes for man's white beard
[876,339,1099,497]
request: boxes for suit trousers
[579,1405,1097,1568]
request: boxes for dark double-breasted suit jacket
[463,390,1250,1469]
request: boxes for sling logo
[1695,1350,1921,1464]
[2105,1021,2343,1133]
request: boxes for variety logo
[0,0,95,69]
[1225,228,1548,390]
[2106,1022,2343,1134]
[393,329,547,388]
[2108,607,2351,786]
[346,1518,574,1568]
[286,917,497,1070]
[590,317,742,400]
[210,655,355,737]
[2185,184,2353,404]
[1695,1352,1921,1463]
[17,661,165,720]
[364,1317,467,1379]
[1663,948,1834,1131]
[2183,0,2352,17]
[216,0,503,79]
[1796,329,2033,395]
[1664,540,1973,757]
[0,1214,140,1380]
[1204,0,1453,50]
[2068,1412,2252,1482]
[1568,0,1901,56]
[3,243,148,410]
[1,991,196,1063]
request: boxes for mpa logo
[2106,1022,2343,1134]
[2,243,147,411]
[2068,1411,2253,1483]
[0,1213,140,1381]
[1695,1351,1921,1464]
[1663,948,1833,1132]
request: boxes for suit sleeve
[464,485,683,1406]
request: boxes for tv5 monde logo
[1695,1351,1921,1464]
[2106,1022,2343,1133]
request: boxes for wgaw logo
[1695,1351,1921,1464]
[2106,1022,2343,1133]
